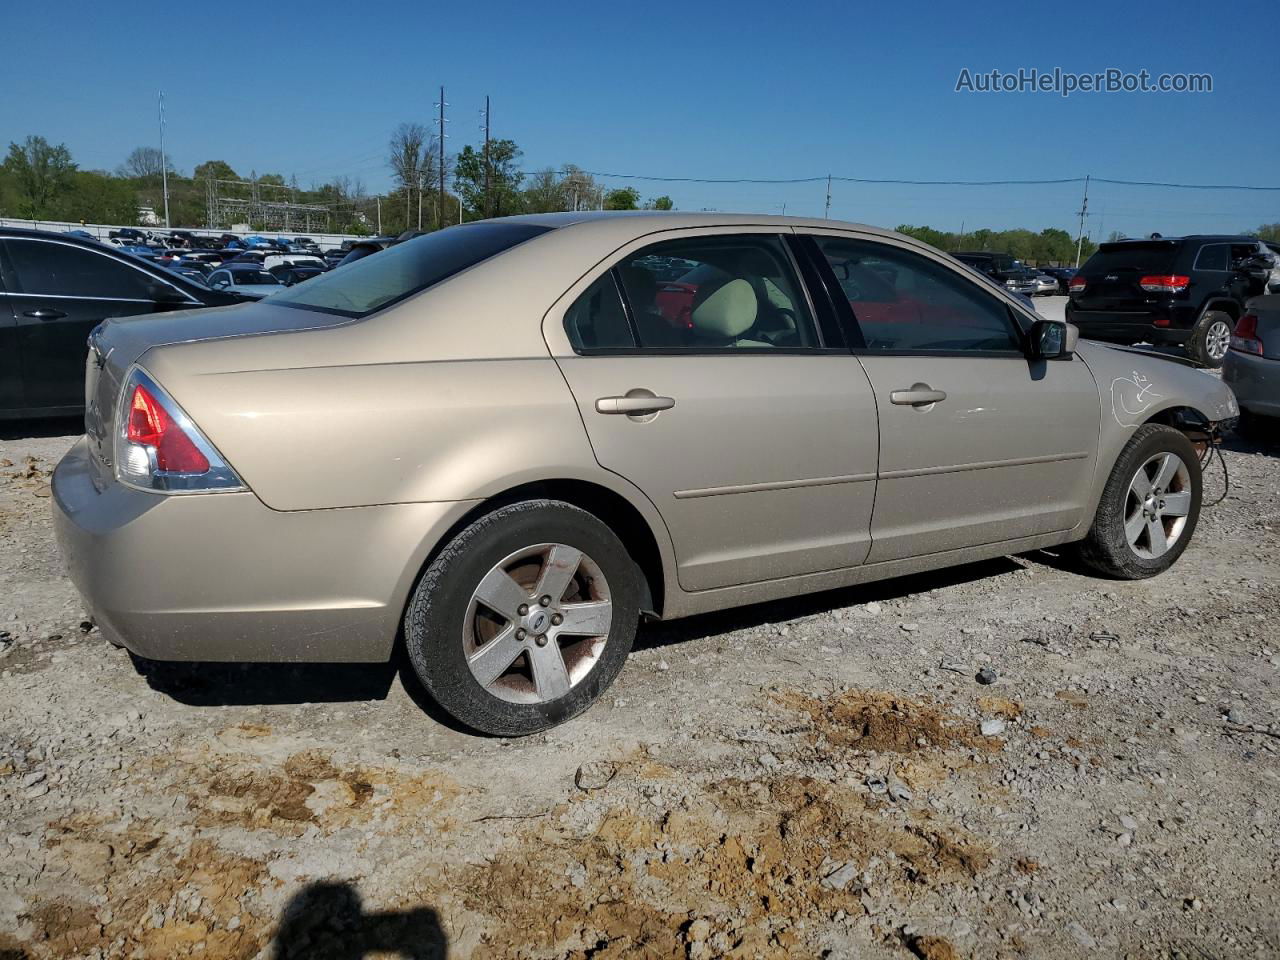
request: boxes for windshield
[269,221,551,317]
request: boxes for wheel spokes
[473,567,529,620]
[1145,517,1169,557]
[534,544,582,604]
[1130,468,1153,499]
[1152,453,1180,491]
[467,625,524,688]
[1162,490,1191,517]
[1125,509,1147,544]
[529,641,572,700]
[556,600,612,637]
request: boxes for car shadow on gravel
[131,656,399,706]
[272,881,448,959]
[0,416,82,441]
[634,556,1025,651]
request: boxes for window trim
[800,230,1031,358]
[0,236,199,304]
[566,231,832,357]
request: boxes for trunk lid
[82,300,354,487]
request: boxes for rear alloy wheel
[1187,310,1233,368]
[1076,424,1202,579]
[404,500,640,736]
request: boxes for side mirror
[1028,319,1077,359]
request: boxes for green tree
[646,195,674,210]
[194,160,238,181]
[117,146,173,179]
[257,173,286,186]
[454,139,524,218]
[3,136,76,218]
[604,187,640,210]
[1254,223,1280,242]
[522,168,567,213]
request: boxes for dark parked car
[1223,294,1280,428]
[108,227,148,244]
[269,264,324,286]
[951,251,1039,297]
[336,235,398,268]
[1039,266,1078,294]
[0,228,244,419]
[1066,235,1273,367]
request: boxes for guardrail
[0,217,367,249]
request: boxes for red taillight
[1230,313,1264,355]
[125,384,209,473]
[1068,275,1086,294]
[1138,275,1190,293]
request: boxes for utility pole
[158,91,170,229]
[436,86,448,227]
[824,175,832,219]
[959,220,965,246]
[482,95,491,219]
[376,195,382,235]
[1074,174,1090,268]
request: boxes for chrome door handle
[23,308,68,320]
[595,395,676,415]
[890,385,947,406]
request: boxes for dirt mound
[776,688,991,753]
[460,764,992,957]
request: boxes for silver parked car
[52,213,1238,735]
[1223,294,1280,425]
[1030,271,1059,296]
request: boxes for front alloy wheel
[1123,452,1193,559]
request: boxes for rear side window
[1193,244,1229,272]
[564,273,634,350]
[270,221,550,317]
[1083,241,1180,275]
[813,236,1022,353]
[1,239,167,300]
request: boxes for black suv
[1066,235,1273,367]
[0,228,246,420]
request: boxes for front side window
[813,236,1022,353]
[270,221,550,317]
[613,235,819,350]
[1,240,168,300]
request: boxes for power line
[541,168,1280,192]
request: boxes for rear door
[547,229,880,592]
[804,231,1100,562]
[0,270,21,413]
[0,238,199,410]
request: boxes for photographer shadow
[272,881,448,960]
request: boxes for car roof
[499,210,895,234]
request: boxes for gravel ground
[1,401,1278,960]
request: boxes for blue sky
[3,0,1277,236]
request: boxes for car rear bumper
[1065,307,1189,345]
[52,437,474,663]
[1223,349,1280,415]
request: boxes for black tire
[1075,424,1202,579]
[403,499,640,736]
[1186,310,1233,368]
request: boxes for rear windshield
[269,221,551,317]
[1083,241,1180,275]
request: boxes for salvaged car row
[44,212,1242,736]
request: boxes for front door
[0,238,195,411]
[549,231,880,592]
[806,232,1100,563]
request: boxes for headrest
[691,278,756,339]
